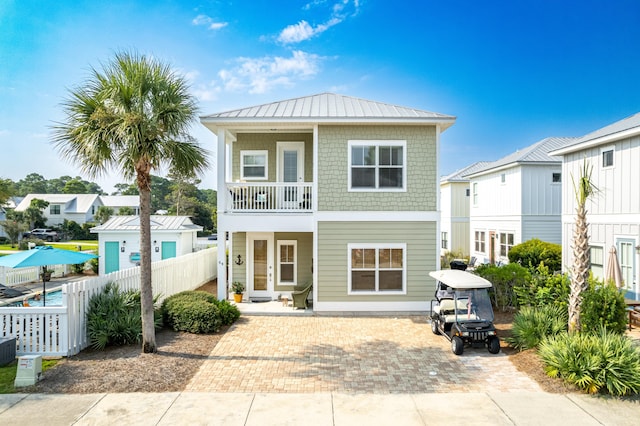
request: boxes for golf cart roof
[429,270,492,289]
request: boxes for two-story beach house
[15,194,103,226]
[201,93,455,312]
[465,137,575,265]
[549,113,640,299]
[439,162,489,258]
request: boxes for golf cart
[429,269,500,355]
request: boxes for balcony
[226,182,313,213]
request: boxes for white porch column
[216,129,228,301]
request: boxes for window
[474,231,485,253]
[552,173,561,183]
[441,232,448,250]
[589,246,604,280]
[50,205,61,215]
[601,146,614,168]
[348,244,406,294]
[500,173,506,183]
[499,232,514,257]
[472,182,478,205]
[348,140,406,190]
[241,150,268,180]
[277,241,297,285]
[465,188,470,197]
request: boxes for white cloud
[192,14,227,31]
[0,130,9,137]
[278,0,360,44]
[218,51,322,94]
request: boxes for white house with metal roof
[439,162,490,258]
[15,194,103,226]
[90,215,202,275]
[464,137,576,265]
[201,93,455,311]
[99,195,140,215]
[549,112,640,299]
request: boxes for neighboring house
[15,194,103,226]
[201,92,456,311]
[465,137,575,265]
[439,162,490,258]
[90,215,202,275]
[99,195,140,215]
[549,112,640,299]
[0,207,6,238]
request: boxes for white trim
[472,182,478,206]
[277,239,297,286]
[314,301,430,312]
[315,211,439,222]
[347,243,407,295]
[347,140,407,192]
[240,150,269,180]
[550,126,640,156]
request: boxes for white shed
[91,215,202,275]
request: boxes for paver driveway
[187,316,541,393]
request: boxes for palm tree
[568,159,597,333]
[52,51,209,353]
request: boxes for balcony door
[277,142,305,209]
[248,232,274,300]
[617,238,636,292]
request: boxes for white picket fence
[0,247,217,356]
[0,264,71,286]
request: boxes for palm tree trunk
[568,204,590,333]
[139,177,156,353]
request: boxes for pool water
[25,290,63,307]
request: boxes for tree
[52,51,209,353]
[17,173,47,195]
[0,220,26,247]
[95,206,114,224]
[113,183,138,196]
[25,198,49,229]
[0,178,13,205]
[117,206,135,215]
[63,178,89,194]
[568,159,598,333]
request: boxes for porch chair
[292,284,312,309]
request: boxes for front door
[104,241,120,274]
[277,142,305,209]
[248,233,274,299]
[161,241,177,260]
[617,238,636,293]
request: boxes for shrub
[86,283,161,350]
[89,258,99,274]
[162,291,240,333]
[513,264,570,309]
[508,238,562,272]
[505,305,567,351]
[474,263,530,311]
[440,250,466,269]
[580,276,628,334]
[539,328,640,396]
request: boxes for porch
[225,182,313,213]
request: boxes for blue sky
[1,0,639,193]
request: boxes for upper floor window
[601,146,614,168]
[472,182,478,205]
[348,243,406,294]
[552,172,561,183]
[500,173,506,183]
[50,204,61,215]
[474,231,485,253]
[499,232,514,257]
[348,140,406,191]
[241,150,268,180]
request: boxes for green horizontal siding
[317,221,437,302]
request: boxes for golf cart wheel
[431,318,440,335]
[451,336,464,355]
[488,336,500,354]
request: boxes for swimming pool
[24,290,63,307]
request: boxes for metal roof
[201,92,455,130]
[91,215,202,232]
[550,112,640,155]
[100,195,140,208]
[15,194,100,213]
[441,161,492,183]
[464,137,577,177]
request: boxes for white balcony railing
[226,182,313,213]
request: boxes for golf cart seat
[433,298,478,323]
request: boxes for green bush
[162,291,240,333]
[513,264,570,309]
[508,238,562,272]
[539,328,640,396]
[474,263,530,311]
[89,258,99,274]
[505,305,567,351]
[87,283,161,350]
[580,276,628,334]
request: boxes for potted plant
[231,281,245,303]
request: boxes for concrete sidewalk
[1,391,639,425]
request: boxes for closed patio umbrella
[605,245,624,289]
[0,246,98,305]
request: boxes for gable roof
[15,194,101,213]
[201,92,456,131]
[441,161,491,183]
[91,215,202,232]
[464,137,576,178]
[549,112,640,156]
